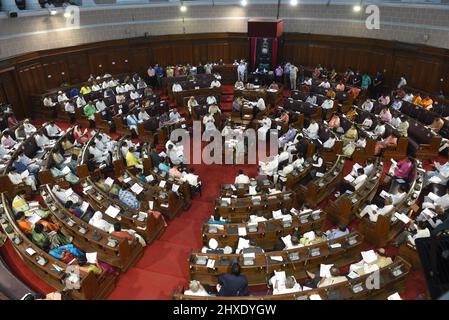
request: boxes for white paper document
[86,252,97,264]
[145,175,154,182]
[130,183,144,194]
[104,177,114,187]
[320,264,334,277]
[159,180,167,188]
[105,205,120,218]
[172,184,180,192]
[238,227,247,236]
[361,250,378,264]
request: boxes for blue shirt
[158,162,170,173]
[119,189,140,210]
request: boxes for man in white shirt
[362,99,374,112]
[23,119,36,137]
[8,167,37,191]
[372,123,386,139]
[206,95,217,106]
[391,115,402,128]
[321,98,334,110]
[397,76,407,89]
[108,77,118,87]
[403,93,414,102]
[391,98,402,111]
[172,82,183,92]
[167,143,184,165]
[237,62,246,82]
[318,80,330,89]
[169,108,181,122]
[257,116,272,141]
[34,132,53,150]
[326,224,350,240]
[181,169,200,187]
[425,161,449,186]
[45,122,63,139]
[76,95,86,108]
[96,99,107,112]
[234,170,250,184]
[289,65,298,90]
[302,77,312,86]
[210,79,221,88]
[360,117,373,129]
[304,119,319,140]
[89,142,110,165]
[43,96,56,107]
[271,275,301,295]
[130,90,141,100]
[305,94,317,105]
[57,91,68,103]
[184,280,210,297]
[125,82,136,92]
[138,109,150,122]
[423,188,449,211]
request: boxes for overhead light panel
[241,0,247,6]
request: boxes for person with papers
[336,168,367,197]
[181,168,200,187]
[425,161,449,187]
[305,266,347,288]
[270,272,302,295]
[89,141,111,166]
[34,132,55,150]
[349,249,393,277]
[259,155,280,177]
[416,205,448,230]
[118,183,141,210]
[278,125,297,148]
[282,235,303,250]
[51,185,82,206]
[393,221,430,247]
[8,166,37,191]
[167,143,184,166]
[303,119,319,140]
[45,121,63,139]
[89,211,114,233]
[326,223,350,240]
[360,197,395,223]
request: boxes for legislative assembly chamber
[0,0,448,301]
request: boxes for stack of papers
[86,252,97,264]
[104,177,114,187]
[130,183,144,195]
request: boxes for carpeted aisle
[107,163,259,299]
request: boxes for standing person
[283,62,291,89]
[216,263,248,297]
[275,65,283,84]
[155,64,164,89]
[237,61,246,82]
[147,66,156,88]
[289,64,298,90]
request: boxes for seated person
[393,221,430,247]
[158,158,171,173]
[111,222,146,247]
[305,266,347,288]
[45,121,63,139]
[238,239,265,254]
[430,117,444,133]
[360,197,395,223]
[425,161,449,186]
[8,165,38,191]
[234,170,250,184]
[184,280,211,297]
[89,211,114,233]
[31,222,71,251]
[270,274,301,295]
[126,147,143,170]
[278,125,297,148]
[374,132,398,155]
[349,248,393,276]
[118,183,141,210]
[234,80,244,90]
[216,263,248,297]
[169,165,183,179]
[325,223,350,240]
[379,107,392,123]
[187,96,198,115]
[169,108,182,122]
[1,131,16,149]
[337,168,367,196]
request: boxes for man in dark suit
[217,262,248,297]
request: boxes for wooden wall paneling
[66,52,91,84]
[130,46,151,75]
[109,49,131,75]
[207,42,229,63]
[0,70,26,118]
[193,43,209,65]
[229,40,249,63]
[88,51,111,76]
[172,43,193,65]
[151,45,172,67]
[42,60,69,88]
[17,64,46,95]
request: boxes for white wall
[0,1,448,59]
